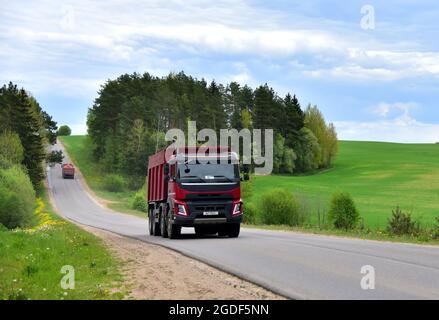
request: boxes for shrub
[57,125,71,136]
[102,174,126,192]
[328,191,359,230]
[131,191,148,212]
[259,189,301,226]
[126,176,145,191]
[0,131,24,165]
[0,166,36,229]
[243,202,258,224]
[240,179,253,201]
[387,206,419,236]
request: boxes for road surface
[48,145,439,300]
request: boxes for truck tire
[227,223,240,238]
[151,210,161,236]
[148,209,154,235]
[160,211,168,238]
[167,213,181,239]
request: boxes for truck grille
[194,205,226,212]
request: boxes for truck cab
[148,146,245,239]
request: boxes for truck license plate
[203,211,219,216]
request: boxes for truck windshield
[177,161,239,182]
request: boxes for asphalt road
[48,144,439,300]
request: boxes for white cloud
[374,102,418,118]
[1,0,439,88]
[336,119,439,143]
[303,50,439,81]
[336,102,439,143]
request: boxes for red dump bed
[147,146,231,203]
[147,149,167,202]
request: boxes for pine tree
[284,93,305,148]
[253,84,276,130]
[0,83,46,187]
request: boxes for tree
[304,105,338,168]
[284,94,304,148]
[0,131,24,166]
[253,84,277,131]
[57,125,72,136]
[0,83,46,187]
[273,133,297,174]
[294,128,320,172]
[41,111,58,144]
[47,150,64,165]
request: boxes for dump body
[62,163,75,179]
[147,149,167,202]
[147,146,243,238]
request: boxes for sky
[1,0,439,142]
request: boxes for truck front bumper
[172,215,242,226]
[172,199,243,226]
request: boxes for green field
[61,136,439,230]
[251,141,439,228]
[0,188,125,300]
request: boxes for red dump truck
[62,163,75,179]
[147,146,248,239]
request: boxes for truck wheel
[152,210,161,236]
[167,213,180,239]
[160,211,168,238]
[227,223,240,238]
[148,209,153,235]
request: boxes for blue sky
[1,0,439,142]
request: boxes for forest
[87,71,338,185]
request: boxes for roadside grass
[242,223,439,246]
[250,141,439,230]
[0,187,126,300]
[59,136,145,218]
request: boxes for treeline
[0,82,58,229]
[87,71,337,182]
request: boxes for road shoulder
[81,225,284,300]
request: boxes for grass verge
[243,223,439,246]
[0,187,125,300]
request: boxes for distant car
[62,163,75,179]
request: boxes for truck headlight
[233,202,243,215]
[176,203,188,216]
